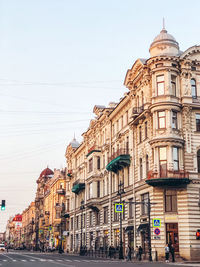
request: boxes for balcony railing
[107,148,129,163]
[106,149,130,173]
[146,169,190,187]
[147,169,189,179]
[132,105,144,115]
[57,188,65,194]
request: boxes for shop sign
[115,203,123,213]
[152,218,161,228]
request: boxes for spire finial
[73,132,76,140]
[163,17,165,30]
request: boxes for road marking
[30,259,35,261]
[3,260,7,261]
[73,259,81,262]
[65,259,72,262]
[21,259,27,261]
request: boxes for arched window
[197,150,200,173]
[191,79,197,99]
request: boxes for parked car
[0,244,5,252]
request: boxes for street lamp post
[80,200,85,255]
[117,182,125,260]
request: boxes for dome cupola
[149,21,179,57]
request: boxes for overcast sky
[0,0,200,231]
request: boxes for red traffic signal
[196,230,200,240]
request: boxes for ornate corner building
[65,26,200,260]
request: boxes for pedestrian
[170,244,175,262]
[126,245,131,261]
[165,244,170,263]
[138,246,143,261]
[135,246,139,260]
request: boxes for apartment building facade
[66,26,200,260]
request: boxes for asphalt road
[0,251,199,267]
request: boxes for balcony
[72,179,85,194]
[57,188,65,194]
[86,197,100,212]
[106,149,130,173]
[55,203,65,211]
[132,105,144,118]
[146,170,190,187]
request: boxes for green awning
[72,183,85,194]
[106,154,130,173]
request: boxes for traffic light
[196,230,200,240]
[1,200,5,211]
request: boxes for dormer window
[191,79,197,98]
[157,75,165,95]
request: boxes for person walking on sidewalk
[138,246,143,261]
[170,244,175,262]
[126,245,132,261]
[165,244,170,263]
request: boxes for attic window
[155,63,163,68]
[191,66,196,71]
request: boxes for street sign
[154,228,160,235]
[115,203,123,213]
[152,218,161,228]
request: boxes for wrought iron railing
[147,169,189,179]
[108,148,129,164]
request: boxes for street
[0,251,199,267]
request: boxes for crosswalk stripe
[30,259,35,261]
[3,260,7,262]
[65,259,72,262]
[57,260,63,262]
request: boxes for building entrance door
[166,223,179,252]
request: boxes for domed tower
[70,137,80,149]
[149,22,179,57]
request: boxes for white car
[0,244,5,252]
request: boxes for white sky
[0,0,200,231]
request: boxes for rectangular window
[159,147,167,177]
[129,198,133,218]
[157,75,165,95]
[89,211,93,227]
[97,181,100,198]
[172,111,177,129]
[71,218,73,230]
[104,206,108,224]
[96,211,100,225]
[173,147,179,171]
[141,193,149,215]
[76,216,79,229]
[171,75,176,96]
[113,204,119,221]
[121,116,123,128]
[158,111,166,129]
[145,121,148,139]
[89,182,93,199]
[140,158,143,179]
[89,158,93,173]
[139,126,142,143]
[196,114,200,131]
[165,190,177,212]
[97,156,100,170]
[126,111,129,125]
